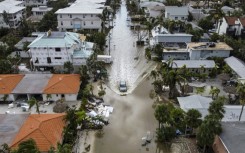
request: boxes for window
[175,17,178,20]
[60,14,62,18]
[83,14,85,18]
[61,21,63,25]
[55,48,61,52]
[70,14,72,18]
[91,21,93,24]
[70,21,73,25]
[47,57,52,63]
[55,57,62,59]
[84,21,86,25]
[91,14,93,17]
[181,17,185,20]
[35,57,39,63]
[56,94,58,97]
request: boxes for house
[224,56,245,78]
[217,16,240,36]
[31,6,53,21]
[15,37,37,50]
[187,42,232,60]
[167,60,215,74]
[0,114,29,146]
[0,74,24,101]
[0,0,25,28]
[178,95,245,121]
[151,25,192,45]
[28,31,94,70]
[43,74,80,101]
[55,0,105,32]
[213,122,245,153]
[165,6,188,21]
[140,1,165,17]
[187,3,211,21]
[11,114,66,152]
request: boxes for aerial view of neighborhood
[0,0,244,152]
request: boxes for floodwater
[93,79,170,153]
[105,0,155,94]
[93,1,169,153]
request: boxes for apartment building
[0,0,25,28]
[28,31,94,70]
[55,0,106,32]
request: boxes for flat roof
[165,6,188,16]
[220,122,245,153]
[12,74,52,94]
[188,42,233,50]
[224,56,245,78]
[32,6,53,12]
[168,60,215,68]
[14,37,36,50]
[0,114,29,146]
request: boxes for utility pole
[109,33,111,55]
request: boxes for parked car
[119,81,127,92]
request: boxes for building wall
[168,15,188,21]
[0,94,15,101]
[42,93,77,101]
[218,18,228,35]
[162,52,189,60]
[173,67,212,74]
[25,0,48,6]
[57,13,102,31]
[189,49,230,60]
[213,136,229,153]
[30,47,73,67]
[32,10,49,20]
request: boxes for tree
[170,108,186,131]
[38,11,57,31]
[0,60,13,74]
[48,146,55,153]
[156,126,176,142]
[208,96,225,120]
[63,61,74,74]
[28,97,40,114]
[2,11,9,26]
[56,143,72,153]
[196,87,205,95]
[79,65,89,85]
[209,86,220,100]
[1,94,8,102]
[63,108,78,144]
[14,139,40,153]
[198,17,214,32]
[46,94,52,102]
[0,143,10,153]
[154,103,173,129]
[185,109,202,134]
[237,82,245,121]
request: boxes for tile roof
[44,74,80,94]
[11,114,65,152]
[239,17,245,26]
[224,16,238,26]
[0,74,24,94]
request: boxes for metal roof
[0,0,25,14]
[169,60,215,68]
[224,56,245,78]
[220,122,245,153]
[32,6,53,12]
[28,32,82,48]
[165,6,188,16]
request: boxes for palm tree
[185,109,202,135]
[154,103,173,129]
[46,94,52,102]
[150,70,159,81]
[57,143,72,153]
[196,87,205,95]
[208,96,225,120]
[28,97,40,114]
[63,61,74,74]
[209,86,220,100]
[1,94,8,103]
[237,82,245,121]
[0,143,10,153]
[170,108,186,131]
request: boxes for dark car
[119,81,127,92]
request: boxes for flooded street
[105,0,155,94]
[93,1,168,153]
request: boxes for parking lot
[0,101,81,114]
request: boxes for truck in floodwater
[97,55,112,64]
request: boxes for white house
[28,31,94,70]
[224,56,245,79]
[55,0,105,32]
[151,25,192,45]
[178,95,245,121]
[0,0,25,28]
[165,6,188,21]
[221,6,235,15]
[217,16,241,36]
[168,60,216,74]
[187,42,232,60]
[31,6,53,21]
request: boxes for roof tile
[0,75,24,94]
